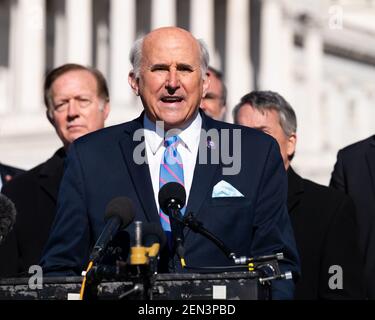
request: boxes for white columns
[259,0,285,93]
[225,0,253,122]
[11,0,46,113]
[304,20,323,153]
[66,0,92,65]
[110,0,136,109]
[151,0,176,29]
[190,0,217,68]
[53,0,66,67]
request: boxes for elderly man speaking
[41,27,299,300]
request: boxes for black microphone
[0,193,17,245]
[89,197,135,263]
[158,182,186,262]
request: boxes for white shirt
[143,113,202,211]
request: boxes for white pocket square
[212,180,244,198]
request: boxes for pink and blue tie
[159,136,185,236]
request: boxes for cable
[79,261,94,300]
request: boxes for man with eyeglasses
[0,64,110,277]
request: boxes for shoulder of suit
[0,163,25,176]
[302,177,353,205]
[338,135,375,157]
[72,122,132,149]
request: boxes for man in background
[330,135,375,298]
[200,66,227,121]
[234,90,365,299]
[0,63,110,277]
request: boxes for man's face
[129,27,209,130]
[49,70,110,148]
[201,70,226,120]
[235,104,296,169]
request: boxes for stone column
[109,0,136,110]
[259,0,284,92]
[225,0,253,122]
[66,0,92,65]
[190,0,216,67]
[11,0,46,113]
[151,0,176,29]
[304,19,323,153]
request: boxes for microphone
[142,222,167,258]
[0,193,17,245]
[158,182,186,264]
[130,222,167,265]
[89,197,135,263]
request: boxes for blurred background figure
[200,66,227,121]
[234,90,365,300]
[0,63,110,277]
[330,135,375,299]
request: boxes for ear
[286,133,297,159]
[128,71,140,96]
[46,110,54,126]
[202,75,210,98]
[102,101,110,120]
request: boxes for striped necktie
[159,135,185,235]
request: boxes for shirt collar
[143,112,202,155]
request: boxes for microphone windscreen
[142,223,167,250]
[158,182,186,214]
[105,196,135,228]
[0,193,17,243]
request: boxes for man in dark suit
[234,90,365,299]
[0,163,24,190]
[40,27,299,299]
[330,136,375,299]
[0,64,110,277]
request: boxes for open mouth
[160,96,184,103]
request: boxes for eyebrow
[150,63,195,71]
[253,125,269,132]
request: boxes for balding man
[41,28,299,299]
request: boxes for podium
[0,271,270,300]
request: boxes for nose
[165,69,180,94]
[67,99,80,119]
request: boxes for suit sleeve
[330,150,346,192]
[319,196,365,299]
[40,143,91,276]
[251,139,300,300]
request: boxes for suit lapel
[365,137,375,200]
[287,167,304,214]
[39,148,65,203]
[119,115,159,224]
[185,113,220,238]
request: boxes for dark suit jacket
[0,163,24,188]
[40,112,300,299]
[0,148,65,277]
[330,135,375,299]
[288,168,365,299]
